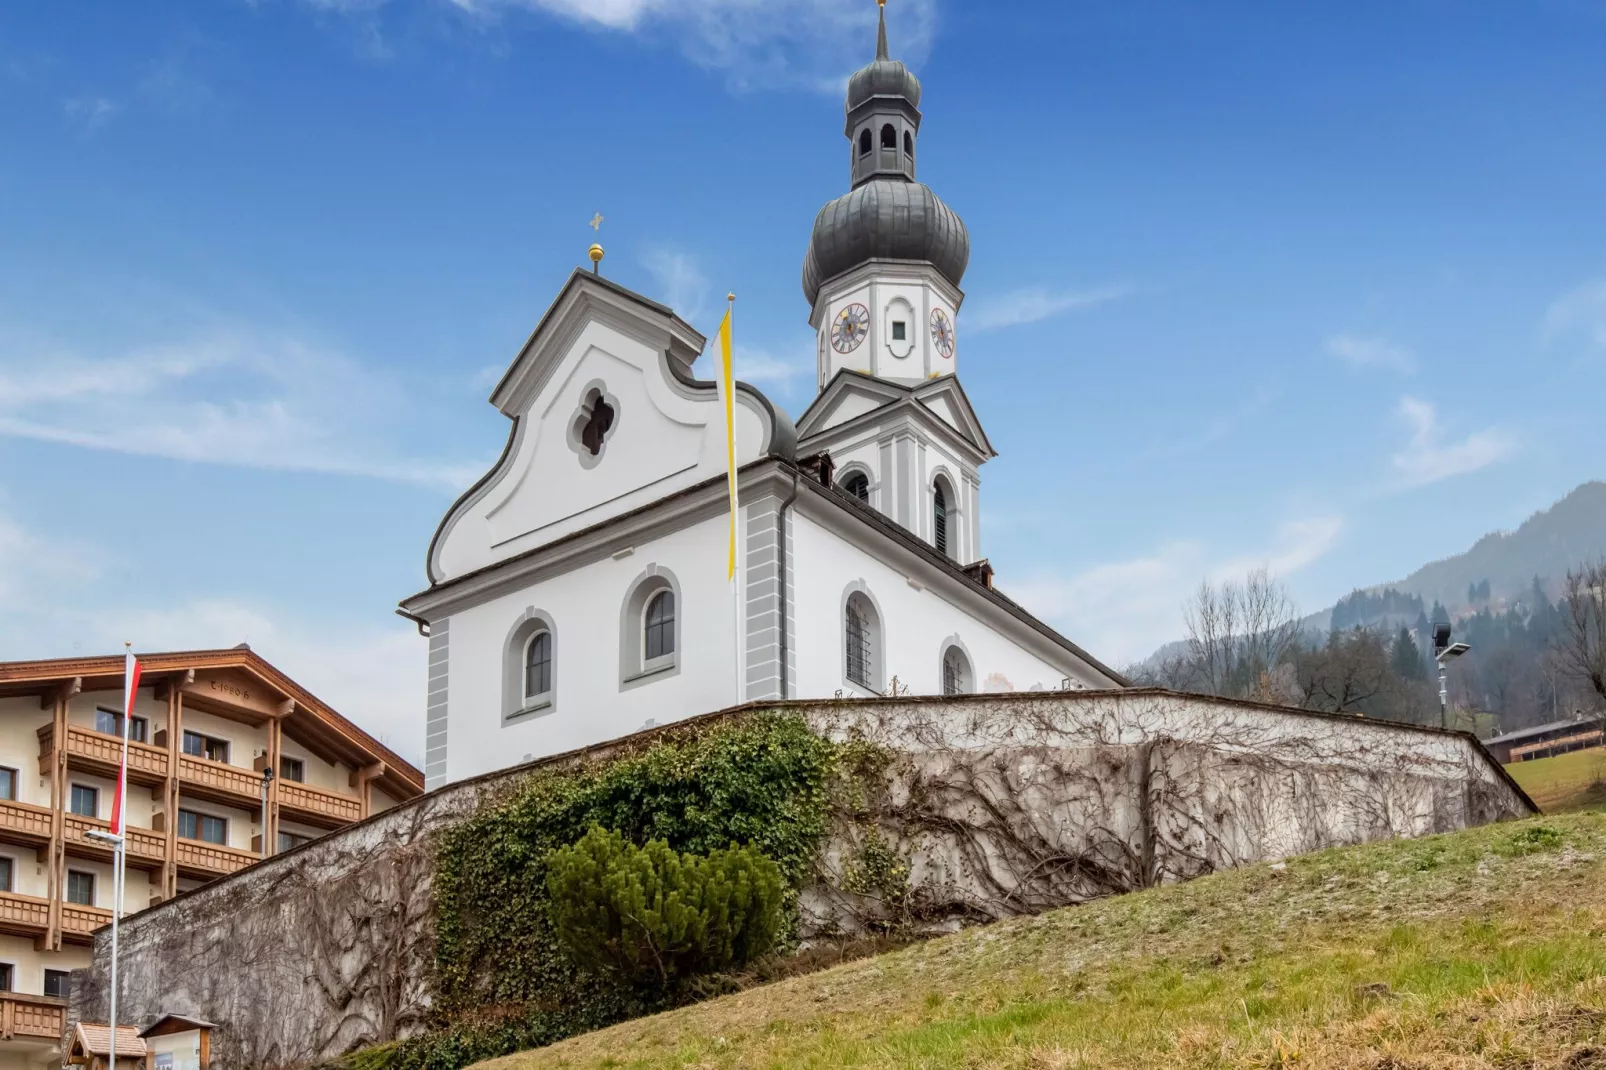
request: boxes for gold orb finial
[589,243,605,268]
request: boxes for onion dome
[846,6,922,113]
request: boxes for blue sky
[2,0,1603,764]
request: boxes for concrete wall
[71,692,1531,1069]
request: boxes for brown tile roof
[73,1022,149,1057]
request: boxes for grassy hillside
[1507,747,1606,813]
[480,810,1606,1070]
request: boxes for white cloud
[1542,279,1606,349]
[641,247,711,324]
[63,96,120,133]
[966,285,1127,333]
[313,0,935,89]
[1390,396,1517,489]
[0,323,483,489]
[1008,516,1341,667]
[732,345,808,386]
[1325,333,1416,374]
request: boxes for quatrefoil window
[567,383,619,469]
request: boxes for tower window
[841,471,870,504]
[904,131,914,158]
[891,320,906,341]
[933,479,950,556]
[880,123,897,149]
[858,129,872,156]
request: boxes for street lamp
[1433,622,1470,729]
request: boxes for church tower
[802,0,970,391]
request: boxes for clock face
[930,307,956,359]
[831,303,870,354]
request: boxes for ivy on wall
[339,713,844,1070]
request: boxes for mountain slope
[481,810,1606,1070]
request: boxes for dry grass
[1507,747,1606,813]
[475,811,1606,1070]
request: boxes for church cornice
[796,368,995,461]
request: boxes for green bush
[546,827,784,990]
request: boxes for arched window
[842,585,882,693]
[621,567,681,687]
[904,130,914,158]
[941,645,972,695]
[858,128,872,156]
[841,470,870,504]
[932,479,950,557]
[880,123,897,149]
[524,631,552,701]
[502,609,557,720]
[644,590,675,663]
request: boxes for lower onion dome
[802,178,969,306]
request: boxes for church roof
[796,368,995,459]
[802,183,969,307]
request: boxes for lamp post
[1432,622,1471,730]
[260,766,275,858]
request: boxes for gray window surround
[620,564,682,690]
[502,608,558,723]
[565,379,620,471]
[840,580,884,696]
[836,463,875,509]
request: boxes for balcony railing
[278,780,362,827]
[178,754,262,805]
[64,814,166,868]
[40,724,169,783]
[61,901,112,942]
[0,891,49,937]
[0,799,53,846]
[0,993,65,1042]
[175,837,258,878]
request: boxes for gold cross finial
[589,212,604,231]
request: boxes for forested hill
[1333,480,1606,624]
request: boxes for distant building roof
[1485,715,1602,746]
[140,1013,217,1037]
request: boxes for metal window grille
[942,649,965,695]
[845,599,873,688]
[524,631,552,697]
[645,591,676,661]
[933,483,948,556]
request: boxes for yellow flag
[718,305,738,582]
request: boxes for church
[398,7,1127,789]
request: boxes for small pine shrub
[546,826,784,991]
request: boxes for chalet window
[0,964,11,992]
[178,809,227,846]
[278,830,313,852]
[44,970,69,999]
[644,590,676,663]
[69,785,98,818]
[0,857,12,892]
[0,767,16,802]
[66,870,94,906]
[841,471,870,504]
[182,731,230,764]
[279,757,306,783]
[524,630,553,700]
[95,709,148,743]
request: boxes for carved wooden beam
[38,676,81,711]
[153,668,195,700]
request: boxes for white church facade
[399,9,1126,789]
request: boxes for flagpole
[724,293,743,706]
[100,642,138,1070]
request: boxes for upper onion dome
[802,180,969,306]
[800,1,968,306]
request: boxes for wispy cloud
[1009,515,1341,666]
[0,323,482,489]
[309,0,935,89]
[1389,396,1516,489]
[641,247,711,324]
[1542,279,1606,349]
[63,95,120,133]
[1326,332,1416,374]
[966,285,1127,333]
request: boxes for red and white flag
[109,650,141,837]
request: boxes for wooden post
[163,690,182,900]
[45,683,73,952]
[264,716,283,857]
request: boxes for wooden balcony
[178,754,263,808]
[0,993,65,1042]
[0,799,53,849]
[61,901,112,944]
[278,779,362,828]
[0,891,49,939]
[174,837,258,879]
[39,724,169,785]
[63,814,166,870]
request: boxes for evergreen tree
[1391,627,1425,681]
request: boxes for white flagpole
[106,644,135,1070]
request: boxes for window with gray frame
[66,870,94,906]
[524,630,553,699]
[644,590,676,662]
[846,599,873,689]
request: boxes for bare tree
[1554,561,1606,726]
[1178,568,1301,698]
